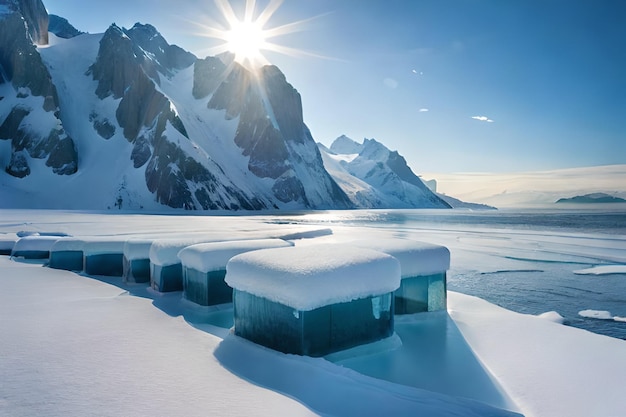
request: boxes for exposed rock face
[88,24,188,143]
[0,3,77,178]
[48,14,83,39]
[124,23,196,77]
[89,112,115,139]
[1,0,49,45]
[17,0,48,44]
[6,150,30,177]
[192,56,228,99]
[195,60,352,208]
[0,11,56,99]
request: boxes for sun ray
[255,0,283,28]
[178,0,336,71]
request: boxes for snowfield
[1,210,625,417]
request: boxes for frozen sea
[270,208,626,340]
[2,208,626,417]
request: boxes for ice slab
[394,273,447,314]
[574,265,626,275]
[349,238,450,314]
[85,253,124,276]
[81,238,126,276]
[151,263,183,292]
[233,289,395,356]
[578,309,618,320]
[123,239,155,283]
[49,250,84,271]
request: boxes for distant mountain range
[556,193,626,204]
[426,165,626,208]
[0,0,482,211]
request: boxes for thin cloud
[419,108,429,112]
[383,78,398,89]
[472,116,494,123]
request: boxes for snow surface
[0,234,18,251]
[536,311,565,324]
[226,245,401,311]
[573,265,626,275]
[0,256,316,417]
[350,238,450,277]
[1,210,626,417]
[178,238,293,273]
[449,292,626,417]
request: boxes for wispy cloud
[383,78,398,89]
[472,116,494,123]
[419,108,429,112]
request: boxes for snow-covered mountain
[1,0,460,212]
[0,0,352,210]
[319,135,451,209]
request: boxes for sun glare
[190,0,328,71]
[225,20,267,64]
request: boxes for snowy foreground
[1,210,626,417]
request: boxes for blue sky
[44,0,625,173]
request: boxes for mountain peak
[329,135,362,154]
[321,136,450,209]
[48,14,84,39]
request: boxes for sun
[190,0,327,71]
[224,19,267,65]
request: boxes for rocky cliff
[0,0,77,178]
